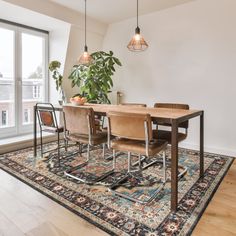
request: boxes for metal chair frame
[107,115,167,204]
[63,107,114,185]
[36,103,66,163]
[153,103,189,179]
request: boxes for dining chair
[62,105,114,184]
[118,103,148,165]
[98,103,147,132]
[36,103,66,163]
[153,103,190,178]
[107,111,168,204]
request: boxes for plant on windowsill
[48,60,66,105]
[68,51,122,104]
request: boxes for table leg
[33,105,37,157]
[200,111,204,177]
[171,119,178,212]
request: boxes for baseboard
[180,142,236,157]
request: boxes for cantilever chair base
[108,151,167,204]
[109,180,166,204]
[64,169,115,185]
[152,158,188,180]
[63,143,115,184]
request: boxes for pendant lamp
[127,0,148,52]
[78,0,93,65]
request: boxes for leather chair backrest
[107,111,152,141]
[120,103,147,107]
[63,106,96,135]
[39,111,55,127]
[36,103,57,129]
[154,103,189,129]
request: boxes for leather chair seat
[111,138,167,156]
[67,131,107,145]
[42,126,64,133]
[153,130,187,144]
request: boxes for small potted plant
[49,60,66,105]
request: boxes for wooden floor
[192,159,236,236]
[0,160,235,236]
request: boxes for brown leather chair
[63,105,113,184]
[107,111,168,204]
[120,103,147,107]
[97,103,147,132]
[36,103,66,163]
[153,103,189,143]
[153,103,189,144]
[153,103,189,178]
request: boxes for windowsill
[0,133,56,154]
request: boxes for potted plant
[68,51,122,104]
[49,60,66,104]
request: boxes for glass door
[0,22,48,138]
[0,25,16,138]
[20,31,47,134]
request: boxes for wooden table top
[63,103,203,122]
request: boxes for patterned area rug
[0,145,234,236]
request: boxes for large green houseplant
[69,51,122,104]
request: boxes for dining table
[33,103,204,212]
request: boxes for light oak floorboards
[193,159,236,236]
[0,160,235,236]
[0,170,107,236]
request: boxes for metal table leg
[171,119,178,212]
[200,111,204,177]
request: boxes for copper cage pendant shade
[127,0,148,52]
[78,0,93,65]
[78,45,93,65]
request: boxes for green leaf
[113,57,122,66]
[64,50,121,103]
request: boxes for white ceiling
[50,0,195,24]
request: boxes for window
[23,109,30,124]
[33,85,41,99]
[1,110,8,127]
[0,20,48,138]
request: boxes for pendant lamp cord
[137,0,139,27]
[85,0,87,47]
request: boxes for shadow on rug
[0,145,234,236]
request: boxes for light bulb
[135,33,141,41]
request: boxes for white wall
[103,0,236,156]
[62,25,105,99]
[49,24,71,104]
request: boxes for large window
[0,21,48,138]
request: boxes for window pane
[22,33,44,125]
[0,27,15,128]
